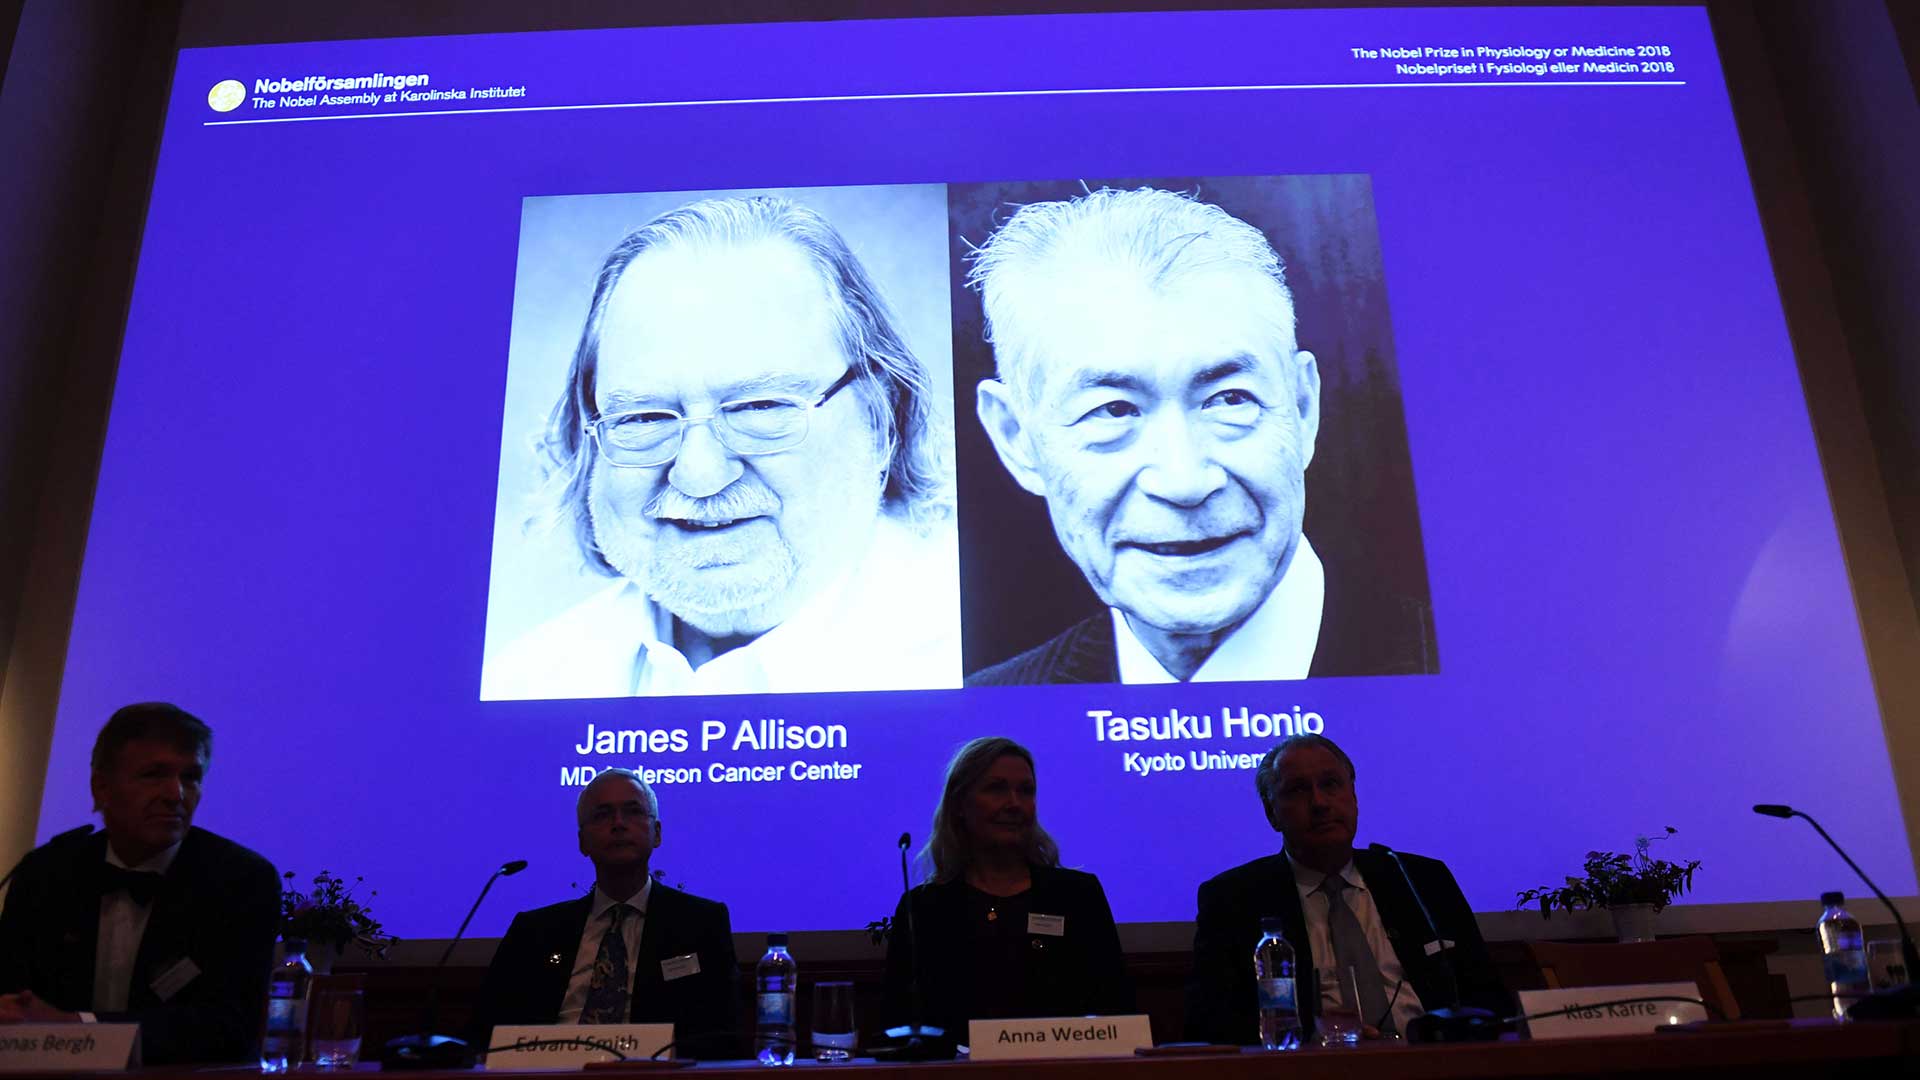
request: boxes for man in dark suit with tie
[1184,734,1508,1044]
[0,703,280,1064]
[475,769,737,1054]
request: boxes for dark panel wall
[0,2,25,89]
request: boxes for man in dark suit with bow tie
[1184,734,1508,1044]
[474,769,737,1055]
[0,703,280,1064]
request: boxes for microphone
[1751,803,1919,1018]
[872,832,950,1061]
[1367,843,1501,1043]
[382,858,528,1069]
[0,825,94,894]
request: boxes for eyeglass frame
[583,364,863,469]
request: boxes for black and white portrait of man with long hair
[482,186,959,699]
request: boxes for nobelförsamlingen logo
[207,80,246,113]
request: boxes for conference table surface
[9,1020,1917,1080]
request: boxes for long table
[334,937,1793,1054]
[6,1020,1916,1080]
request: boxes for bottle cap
[1259,916,1287,935]
[1821,891,1845,907]
[768,932,789,947]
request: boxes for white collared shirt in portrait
[483,515,958,698]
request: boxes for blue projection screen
[38,5,1913,937]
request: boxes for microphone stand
[1752,805,1919,1019]
[1367,844,1500,1043]
[382,859,528,1069]
[872,833,949,1061]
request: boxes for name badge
[150,957,201,1002]
[0,1024,140,1072]
[1027,913,1065,936]
[1517,981,1708,1040]
[968,1015,1150,1061]
[483,1024,673,1069]
[660,953,701,981]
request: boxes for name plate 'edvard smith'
[967,1016,1152,1061]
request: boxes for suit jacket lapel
[59,833,111,1010]
[548,896,593,1020]
[127,832,201,1009]
[915,880,967,1022]
[1354,848,1437,1004]
[630,883,671,1017]
[1058,615,1121,684]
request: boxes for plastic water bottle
[1818,892,1869,1021]
[1254,916,1300,1050]
[755,932,797,1066]
[259,938,312,1072]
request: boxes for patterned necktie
[579,903,632,1024]
[1319,875,1395,1034]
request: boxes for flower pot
[1610,903,1658,943]
[307,941,341,976]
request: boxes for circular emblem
[207,80,246,113]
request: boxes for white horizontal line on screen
[201,79,1689,126]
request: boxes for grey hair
[966,186,1299,402]
[921,736,1060,884]
[1253,734,1356,813]
[533,195,952,574]
[575,767,659,826]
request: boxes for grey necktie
[1319,874,1395,1034]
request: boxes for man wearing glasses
[483,195,958,698]
[474,770,737,1049]
[965,186,1425,685]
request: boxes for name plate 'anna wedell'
[482,1024,674,1069]
[0,1025,139,1072]
[967,1015,1153,1061]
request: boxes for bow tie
[99,864,166,905]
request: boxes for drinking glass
[308,984,365,1067]
[811,981,857,1063]
[1316,967,1362,1048]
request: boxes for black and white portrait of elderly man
[952,177,1437,686]
[482,187,959,699]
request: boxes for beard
[589,478,803,637]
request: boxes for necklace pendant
[987,908,998,922]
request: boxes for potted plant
[1515,827,1701,942]
[281,870,396,972]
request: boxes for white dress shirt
[1287,854,1425,1035]
[93,841,181,1014]
[483,515,960,699]
[558,879,653,1023]
[1112,535,1324,684]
